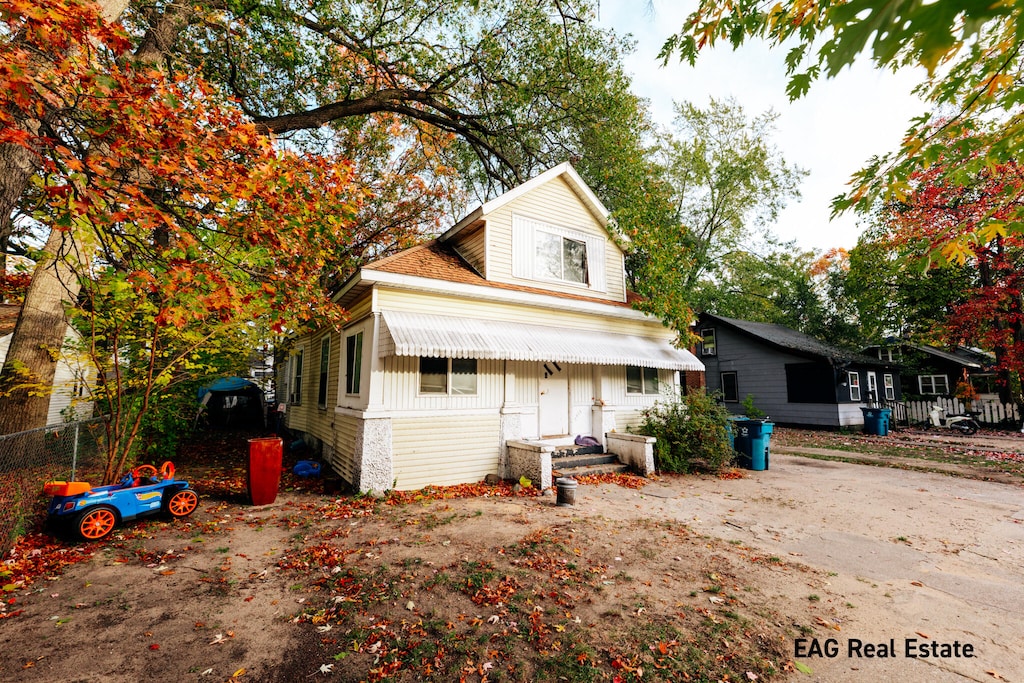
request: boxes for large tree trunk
[0,228,82,433]
[0,0,131,434]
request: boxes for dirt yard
[1,429,1022,682]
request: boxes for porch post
[499,360,522,478]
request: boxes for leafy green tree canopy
[661,1,1024,265]
[625,97,804,339]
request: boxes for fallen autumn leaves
[1,437,797,683]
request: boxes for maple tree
[661,0,1024,262]
[878,161,1024,410]
[0,0,649,438]
[0,0,399,479]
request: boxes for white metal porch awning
[379,310,705,371]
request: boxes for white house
[0,303,95,426]
[280,163,704,492]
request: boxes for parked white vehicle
[927,404,980,435]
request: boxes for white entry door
[538,362,569,436]
[867,371,878,403]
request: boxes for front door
[538,362,569,436]
[867,371,878,404]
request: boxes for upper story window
[700,328,717,356]
[511,215,605,291]
[536,231,588,284]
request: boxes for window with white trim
[721,371,738,402]
[918,374,949,395]
[345,332,363,395]
[289,349,304,405]
[626,366,659,395]
[511,215,606,291]
[848,371,861,401]
[883,374,895,400]
[317,337,330,408]
[419,357,477,395]
[536,230,588,284]
[700,328,717,356]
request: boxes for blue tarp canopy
[198,376,260,400]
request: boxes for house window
[290,350,303,404]
[720,371,738,402]
[419,357,477,395]
[536,231,588,284]
[700,328,717,356]
[317,337,330,408]
[626,366,659,395]
[883,374,895,400]
[848,371,861,401]
[877,347,897,362]
[919,374,949,395]
[345,332,363,395]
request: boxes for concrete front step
[552,452,629,478]
[550,444,604,458]
[552,453,618,468]
[552,461,631,478]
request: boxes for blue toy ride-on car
[44,461,199,541]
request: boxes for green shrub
[638,388,734,473]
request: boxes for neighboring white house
[280,163,704,493]
[0,303,95,426]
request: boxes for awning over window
[379,311,704,371]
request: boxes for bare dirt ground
[1,429,1022,682]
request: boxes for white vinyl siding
[452,223,487,276]
[391,414,501,489]
[327,413,359,485]
[483,176,623,301]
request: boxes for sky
[598,1,927,252]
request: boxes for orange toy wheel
[165,489,198,518]
[159,461,175,480]
[76,506,118,541]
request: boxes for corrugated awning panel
[379,311,704,371]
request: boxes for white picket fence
[892,397,1020,428]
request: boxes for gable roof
[439,162,609,242]
[700,313,884,367]
[864,341,992,370]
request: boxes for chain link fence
[0,418,108,554]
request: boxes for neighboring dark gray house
[696,313,902,428]
[861,341,996,401]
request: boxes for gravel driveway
[588,452,1024,681]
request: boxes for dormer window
[511,214,606,291]
[536,231,588,284]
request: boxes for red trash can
[248,436,283,505]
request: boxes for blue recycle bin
[725,416,743,451]
[733,419,773,471]
[861,407,891,436]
